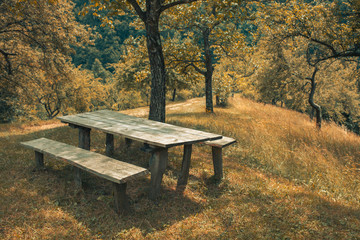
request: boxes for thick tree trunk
[203,28,213,113]
[308,68,321,129]
[145,8,166,122]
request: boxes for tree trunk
[308,68,322,129]
[145,8,166,122]
[203,27,213,113]
[172,88,176,101]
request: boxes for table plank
[58,110,222,148]
[85,110,220,139]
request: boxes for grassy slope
[1,95,360,239]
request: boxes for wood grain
[58,110,222,148]
[204,136,236,148]
[21,138,149,184]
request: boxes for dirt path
[1,98,204,135]
[121,98,203,117]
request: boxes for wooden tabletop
[58,110,222,148]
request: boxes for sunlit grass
[1,95,360,239]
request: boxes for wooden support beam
[106,133,114,156]
[77,126,91,188]
[74,167,82,188]
[35,151,44,169]
[177,144,193,186]
[113,182,129,214]
[149,148,168,200]
[79,127,91,150]
[212,146,223,181]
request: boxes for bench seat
[204,136,236,148]
[21,138,149,213]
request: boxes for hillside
[1,95,360,239]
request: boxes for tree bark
[145,6,166,122]
[203,27,214,113]
[127,0,198,122]
[308,68,322,129]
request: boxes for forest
[1,0,360,133]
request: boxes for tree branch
[126,0,146,22]
[185,62,206,75]
[0,49,16,75]
[299,33,338,56]
[161,0,198,13]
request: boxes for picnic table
[58,110,224,199]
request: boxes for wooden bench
[204,137,236,181]
[20,138,149,213]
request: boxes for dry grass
[1,95,360,239]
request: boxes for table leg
[106,133,114,156]
[76,126,91,188]
[35,151,44,170]
[212,146,223,181]
[149,148,168,200]
[79,127,91,150]
[74,168,82,188]
[177,144,193,186]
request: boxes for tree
[84,0,199,122]
[112,36,152,105]
[256,0,360,129]
[163,1,247,112]
[0,0,95,120]
[92,58,112,83]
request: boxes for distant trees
[92,58,112,83]
[2,0,360,134]
[0,0,104,120]
[72,0,139,70]
[164,1,247,112]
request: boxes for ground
[1,96,360,239]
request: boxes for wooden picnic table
[58,110,223,199]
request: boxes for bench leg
[35,151,44,169]
[113,182,129,214]
[74,167,82,188]
[212,147,223,181]
[177,144,193,186]
[77,127,91,188]
[149,148,168,200]
[106,133,114,156]
[79,127,91,150]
